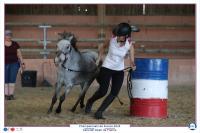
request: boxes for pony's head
[58,31,78,52]
[55,32,78,65]
[57,31,78,54]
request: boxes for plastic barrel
[130,58,168,118]
[21,70,37,87]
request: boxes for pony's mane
[58,31,78,52]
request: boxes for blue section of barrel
[132,58,168,80]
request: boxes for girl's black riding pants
[88,67,124,104]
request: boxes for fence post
[38,24,52,59]
[97,5,106,54]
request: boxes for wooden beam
[6,22,194,29]
[12,38,105,43]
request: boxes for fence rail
[6,19,195,59]
[12,38,105,43]
[6,22,194,28]
[12,38,194,44]
[20,48,195,54]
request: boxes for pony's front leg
[47,94,57,114]
[55,85,72,114]
[47,82,62,114]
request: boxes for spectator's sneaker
[9,95,15,100]
[5,95,10,100]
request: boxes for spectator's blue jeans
[5,62,20,83]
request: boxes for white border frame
[0,1,199,133]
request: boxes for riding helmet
[112,22,132,37]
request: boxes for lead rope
[116,67,133,105]
[127,68,133,98]
[116,96,124,105]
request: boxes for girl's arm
[17,49,25,70]
[129,42,136,70]
[97,40,109,62]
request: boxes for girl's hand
[21,62,25,71]
[96,57,103,66]
[131,41,136,45]
[131,62,136,71]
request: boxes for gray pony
[47,32,101,114]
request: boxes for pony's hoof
[47,109,52,114]
[70,108,76,112]
[80,104,85,109]
[55,108,61,114]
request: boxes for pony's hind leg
[71,79,94,112]
[80,93,86,109]
[79,83,85,108]
[47,82,62,114]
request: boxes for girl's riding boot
[85,99,94,114]
[85,91,105,113]
[94,94,115,119]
